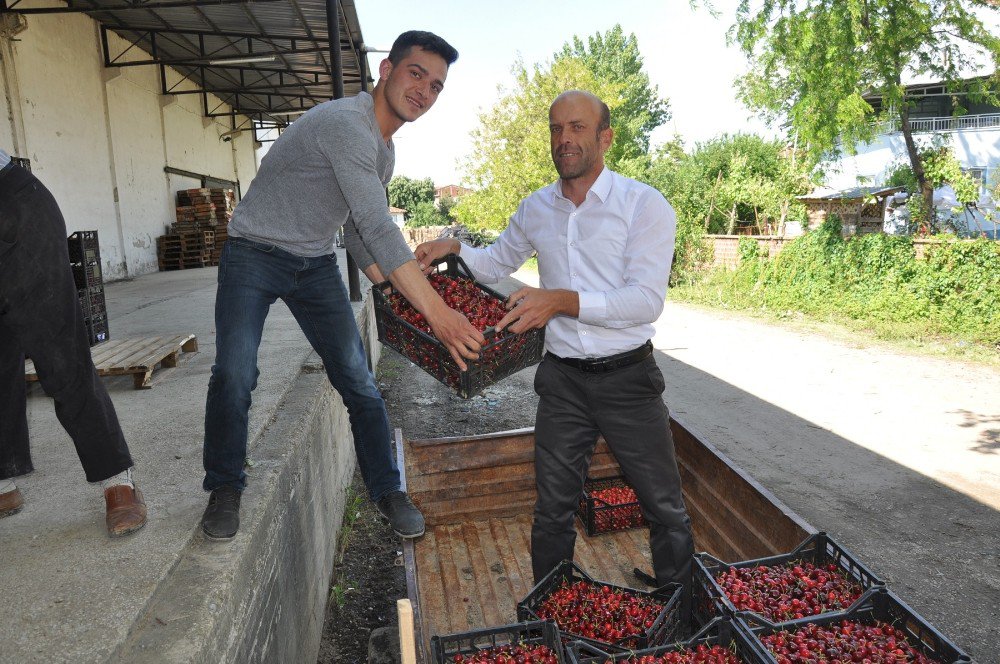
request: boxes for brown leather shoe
[104,484,147,537]
[0,487,24,518]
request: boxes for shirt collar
[551,166,613,205]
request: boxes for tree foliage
[388,175,434,219]
[457,26,669,231]
[649,134,813,237]
[732,0,1000,229]
[556,24,671,177]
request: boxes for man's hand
[424,304,485,371]
[386,260,484,371]
[497,287,579,334]
[414,238,461,275]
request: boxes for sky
[355,0,774,187]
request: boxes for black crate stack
[158,188,235,270]
[68,230,109,346]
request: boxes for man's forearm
[387,260,450,319]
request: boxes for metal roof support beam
[163,83,352,95]
[3,0,285,14]
[326,0,358,301]
[109,25,332,43]
[106,45,331,68]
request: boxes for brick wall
[707,235,971,269]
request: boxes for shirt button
[570,241,576,247]
[572,272,577,277]
[581,331,588,335]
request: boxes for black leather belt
[546,340,653,374]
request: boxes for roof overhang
[798,185,906,202]
[1,0,370,141]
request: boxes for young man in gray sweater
[200,31,484,540]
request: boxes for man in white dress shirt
[415,90,694,599]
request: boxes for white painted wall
[823,128,1000,237]
[1,5,259,280]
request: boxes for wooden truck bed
[398,418,814,662]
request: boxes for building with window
[822,77,1000,237]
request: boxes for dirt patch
[317,350,539,662]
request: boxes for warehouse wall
[0,5,259,280]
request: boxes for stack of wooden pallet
[157,229,216,270]
[158,188,235,270]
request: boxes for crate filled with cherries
[692,533,884,628]
[578,476,648,536]
[372,254,544,399]
[517,561,683,653]
[567,617,768,664]
[430,620,565,664]
[743,587,971,663]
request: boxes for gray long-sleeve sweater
[228,92,413,275]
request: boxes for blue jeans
[203,237,399,501]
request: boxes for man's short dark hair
[598,102,611,133]
[388,31,458,66]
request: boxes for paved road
[651,301,1000,662]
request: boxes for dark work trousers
[0,164,132,483]
[531,354,695,591]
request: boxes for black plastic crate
[85,313,109,346]
[68,230,100,264]
[517,560,683,653]
[430,620,566,663]
[372,254,544,398]
[692,532,884,629]
[77,285,106,318]
[567,617,768,664]
[578,476,648,536]
[744,587,971,663]
[71,261,102,289]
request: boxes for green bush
[673,217,1000,347]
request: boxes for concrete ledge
[0,261,381,664]
[115,369,353,663]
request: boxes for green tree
[733,0,1000,231]
[649,133,812,235]
[456,57,621,231]
[405,201,451,228]
[555,24,670,178]
[457,26,669,231]
[388,175,434,219]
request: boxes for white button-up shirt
[460,167,676,359]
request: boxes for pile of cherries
[714,562,863,622]
[592,644,742,664]
[760,620,934,663]
[585,484,646,533]
[387,274,508,336]
[449,643,559,664]
[534,579,664,648]
[384,274,536,385]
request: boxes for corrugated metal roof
[798,185,906,202]
[3,0,367,136]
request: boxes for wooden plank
[96,337,167,373]
[414,528,449,647]
[488,518,530,616]
[461,522,505,628]
[397,599,417,664]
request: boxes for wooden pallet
[25,334,198,389]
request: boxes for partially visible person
[199,31,485,541]
[0,148,148,536]
[415,90,694,596]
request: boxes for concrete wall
[0,6,259,280]
[114,300,382,664]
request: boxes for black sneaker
[201,485,241,540]
[376,490,425,539]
